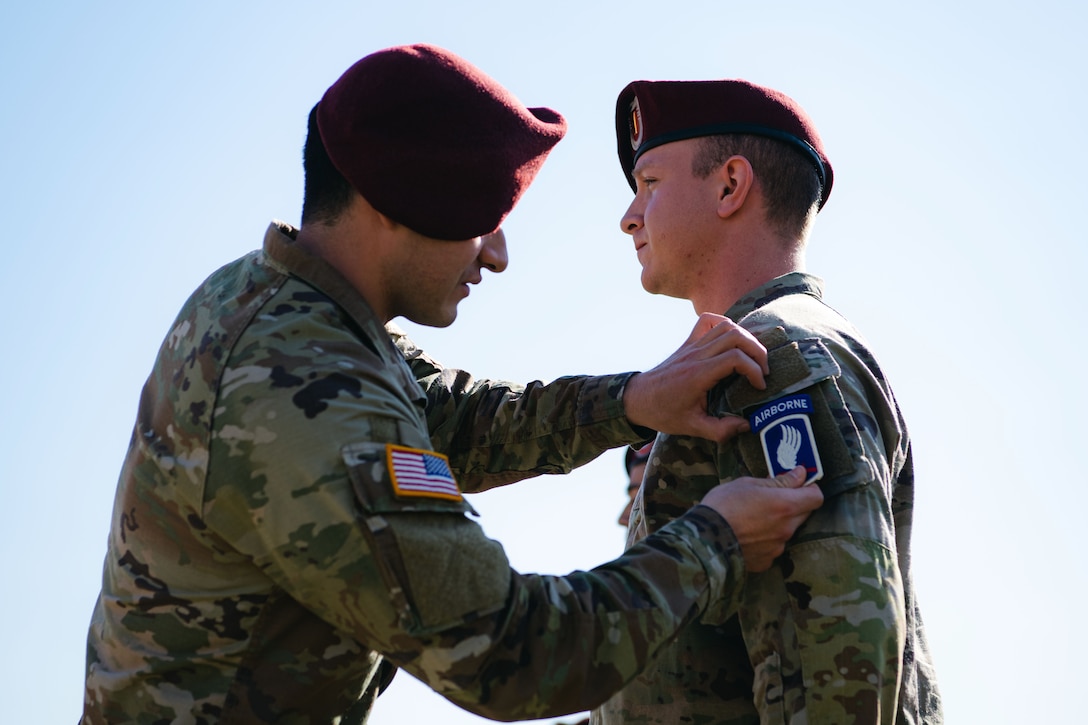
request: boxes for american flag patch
[386,444,462,501]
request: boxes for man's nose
[480,228,508,273]
[620,202,642,234]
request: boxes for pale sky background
[2,1,1085,723]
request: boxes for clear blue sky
[2,1,1085,722]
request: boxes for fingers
[686,318,769,388]
[724,349,769,391]
[626,316,770,437]
[688,315,760,361]
[744,551,772,572]
[696,469,824,572]
[798,485,824,512]
[771,466,807,489]
[705,328,769,380]
[768,468,824,518]
[690,414,751,444]
[686,312,729,342]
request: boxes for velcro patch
[749,394,823,485]
[386,444,463,501]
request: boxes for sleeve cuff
[574,372,656,448]
[663,505,747,625]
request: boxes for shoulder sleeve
[724,303,911,724]
[707,325,876,498]
[203,282,442,633]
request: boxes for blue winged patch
[749,394,823,485]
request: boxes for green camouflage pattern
[594,273,942,725]
[389,325,651,493]
[83,221,748,724]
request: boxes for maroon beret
[615,79,833,209]
[317,44,567,240]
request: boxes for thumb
[771,466,808,489]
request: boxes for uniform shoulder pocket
[710,331,871,498]
[708,331,841,415]
[340,441,508,635]
[342,441,478,516]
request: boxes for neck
[691,235,806,315]
[295,202,392,322]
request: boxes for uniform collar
[261,220,391,346]
[260,220,425,400]
[724,271,825,321]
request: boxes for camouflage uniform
[594,273,942,724]
[83,222,749,724]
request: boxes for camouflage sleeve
[207,304,744,721]
[740,529,905,724]
[380,506,745,720]
[388,323,652,493]
[720,317,908,723]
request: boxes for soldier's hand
[699,467,823,572]
[624,313,767,443]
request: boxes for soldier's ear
[716,156,754,219]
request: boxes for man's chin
[640,276,684,302]
[404,308,458,329]
[640,271,663,296]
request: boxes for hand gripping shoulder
[707,327,870,498]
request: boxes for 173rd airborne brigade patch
[749,393,823,485]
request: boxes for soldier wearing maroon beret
[82,46,826,724]
[593,79,943,724]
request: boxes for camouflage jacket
[83,222,747,724]
[594,273,942,725]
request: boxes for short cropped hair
[301,104,355,226]
[692,135,822,239]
